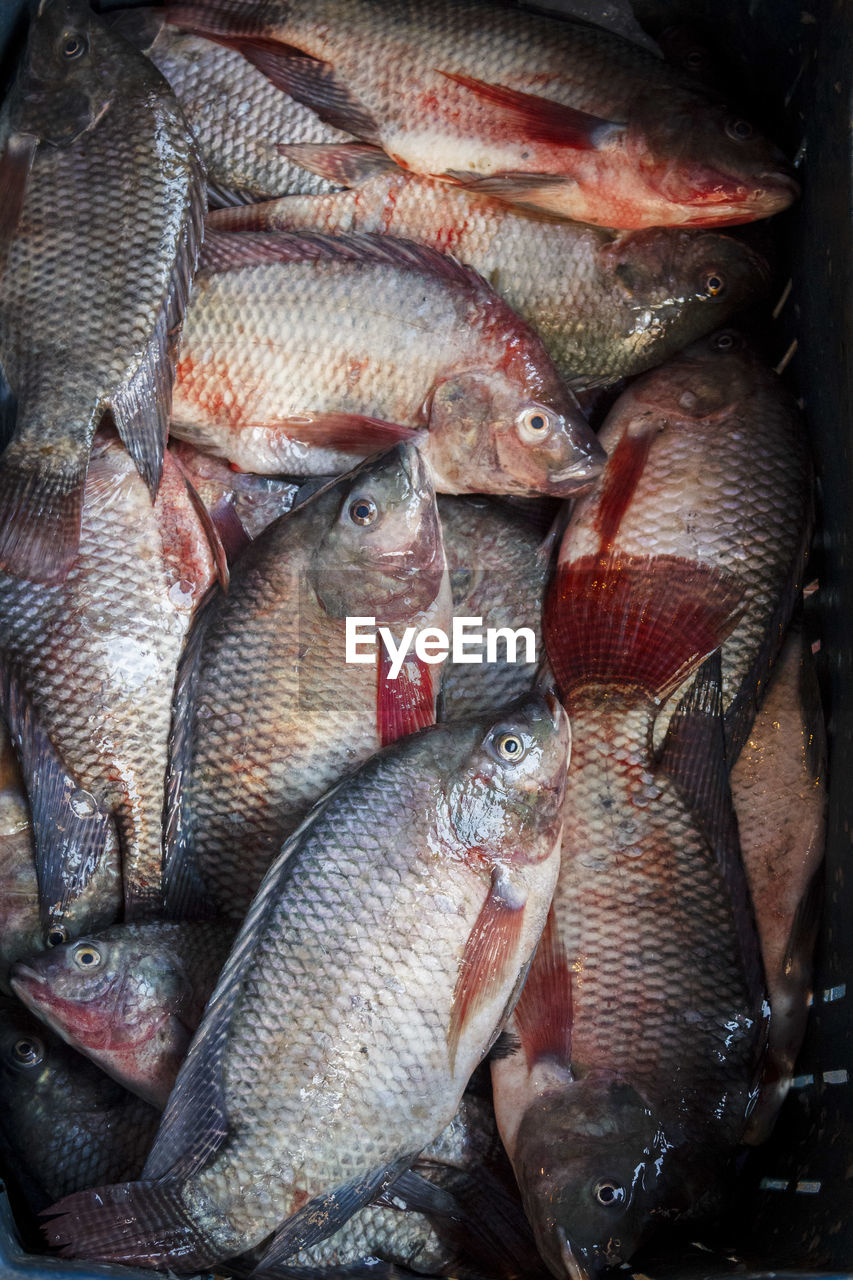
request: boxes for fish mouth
[9,962,46,996]
[557,1228,591,1280]
[759,169,801,201]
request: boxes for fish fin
[438,71,623,149]
[659,652,765,1010]
[278,142,401,186]
[206,180,264,209]
[167,440,252,565]
[489,1027,522,1060]
[0,665,112,934]
[252,1159,417,1272]
[253,1265,420,1280]
[276,413,419,453]
[0,134,36,285]
[0,418,95,584]
[209,495,254,562]
[546,553,745,704]
[162,589,221,924]
[447,869,527,1071]
[511,906,573,1069]
[111,128,206,501]
[41,1180,213,1270]
[374,1169,462,1217]
[182,472,231,590]
[377,646,438,747]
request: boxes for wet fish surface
[170,229,604,495]
[165,0,797,228]
[0,432,219,927]
[210,166,770,388]
[11,920,235,1110]
[43,692,569,1271]
[0,0,205,582]
[164,444,451,919]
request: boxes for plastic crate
[0,0,850,1275]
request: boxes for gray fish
[43,691,569,1272]
[0,0,205,583]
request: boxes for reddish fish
[165,0,797,229]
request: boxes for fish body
[0,1002,158,1213]
[44,692,569,1271]
[210,168,770,388]
[166,0,796,228]
[0,0,205,583]
[731,625,826,1143]
[0,432,219,926]
[171,229,604,495]
[165,443,451,919]
[10,921,235,1110]
[438,496,550,719]
[107,9,349,202]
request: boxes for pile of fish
[0,1,826,1278]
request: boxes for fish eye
[712,331,738,351]
[685,49,705,69]
[73,944,102,969]
[494,732,527,763]
[593,1178,627,1208]
[702,271,725,297]
[517,406,553,444]
[12,1037,44,1068]
[725,117,754,142]
[46,926,68,948]
[60,32,87,59]
[349,497,377,526]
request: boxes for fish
[731,623,826,1144]
[0,1001,158,1214]
[0,0,205,584]
[105,8,351,204]
[208,165,770,388]
[0,722,122,992]
[170,229,604,495]
[0,430,220,928]
[164,443,452,920]
[490,351,775,1274]
[580,330,812,766]
[438,496,551,720]
[10,921,235,1110]
[42,691,569,1271]
[164,0,797,229]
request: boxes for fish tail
[0,431,89,583]
[545,552,745,705]
[41,1181,216,1270]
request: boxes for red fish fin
[593,428,655,553]
[0,424,93,583]
[512,907,573,1069]
[180,472,231,590]
[443,167,579,212]
[41,1181,213,1270]
[377,646,437,747]
[546,553,745,705]
[438,71,622,149]
[278,413,419,453]
[278,141,401,187]
[447,871,526,1071]
[209,495,253,562]
[0,665,113,933]
[0,134,36,284]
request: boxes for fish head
[445,692,570,857]
[634,90,799,224]
[630,328,756,422]
[426,372,606,498]
[599,228,770,354]
[512,1076,679,1279]
[311,442,447,624]
[9,0,116,146]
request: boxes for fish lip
[549,451,605,486]
[557,1228,591,1280]
[9,961,46,993]
[759,169,801,199]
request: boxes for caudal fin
[0,436,88,583]
[42,1180,214,1271]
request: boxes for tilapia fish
[0,431,219,928]
[0,1001,158,1214]
[0,0,205,583]
[106,8,350,203]
[170,230,604,493]
[165,0,797,228]
[165,443,451,919]
[0,722,121,991]
[584,330,812,766]
[732,623,826,1144]
[210,163,770,388]
[490,366,774,1275]
[439,496,551,720]
[43,692,569,1271]
[11,921,235,1110]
